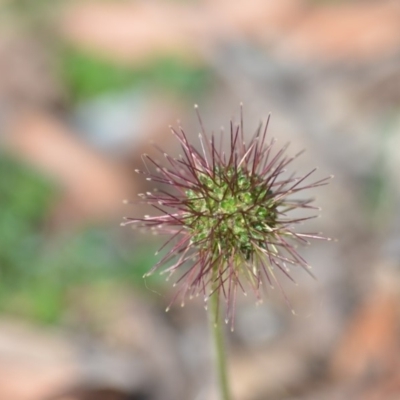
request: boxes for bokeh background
[0,0,400,399]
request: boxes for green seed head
[185,167,277,260]
[122,105,331,323]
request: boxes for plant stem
[209,291,231,400]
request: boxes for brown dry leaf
[60,0,304,65]
[204,0,302,42]
[278,1,400,62]
[0,320,76,400]
[60,1,208,65]
[330,272,400,381]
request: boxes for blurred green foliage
[0,154,160,324]
[0,155,55,280]
[60,47,212,103]
[0,0,59,30]
[3,0,54,14]
[363,116,397,227]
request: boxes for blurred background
[0,0,399,399]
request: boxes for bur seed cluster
[122,105,331,323]
[185,168,277,261]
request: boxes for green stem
[209,291,231,400]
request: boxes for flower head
[122,105,331,324]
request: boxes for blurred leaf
[0,155,55,278]
[0,154,162,324]
[363,115,397,228]
[59,47,212,102]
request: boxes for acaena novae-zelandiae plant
[122,104,331,400]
